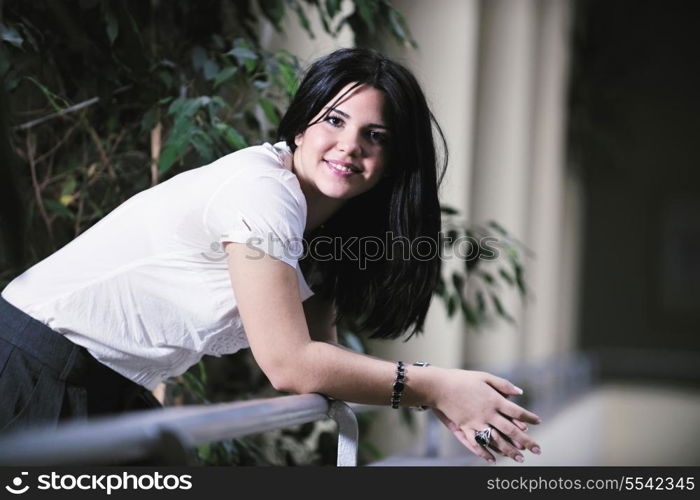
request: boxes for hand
[432,369,542,464]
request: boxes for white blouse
[2,142,314,390]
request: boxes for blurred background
[1,0,698,465]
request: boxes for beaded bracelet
[390,361,406,409]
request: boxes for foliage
[0,0,527,465]
[437,207,531,329]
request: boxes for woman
[0,48,541,464]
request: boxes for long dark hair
[278,48,447,340]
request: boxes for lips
[324,159,361,174]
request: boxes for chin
[320,185,356,200]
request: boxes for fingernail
[487,458,496,464]
[515,455,524,463]
[532,446,541,455]
[513,441,524,450]
[513,385,524,395]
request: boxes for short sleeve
[203,171,307,269]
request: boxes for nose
[336,128,361,156]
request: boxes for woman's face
[293,83,390,202]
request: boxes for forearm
[279,340,446,408]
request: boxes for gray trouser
[0,295,161,434]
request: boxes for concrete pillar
[464,0,539,370]
[522,0,573,362]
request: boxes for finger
[465,425,497,464]
[492,413,542,455]
[485,374,524,397]
[500,400,542,425]
[488,427,525,463]
[511,418,528,432]
[432,410,495,462]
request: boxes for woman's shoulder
[202,141,304,211]
[209,141,294,179]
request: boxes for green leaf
[60,177,77,198]
[259,0,285,31]
[434,276,446,297]
[259,97,280,125]
[211,34,225,50]
[214,120,247,150]
[451,272,464,293]
[104,6,119,44]
[182,372,208,403]
[197,360,208,385]
[160,98,204,174]
[476,290,486,313]
[190,129,214,161]
[480,271,495,285]
[387,7,417,48]
[278,60,298,95]
[490,294,515,323]
[203,59,220,81]
[191,46,207,70]
[446,294,456,317]
[140,108,157,135]
[226,47,258,70]
[290,0,314,38]
[325,0,341,17]
[44,199,75,220]
[458,296,479,326]
[214,66,238,88]
[198,443,212,461]
[488,220,509,236]
[445,228,459,245]
[0,22,23,48]
[498,267,514,286]
[354,0,377,34]
[514,262,526,297]
[157,70,174,90]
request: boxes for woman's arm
[226,242,541,463]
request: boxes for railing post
[327,400,358,467]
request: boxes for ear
[294,133,304,147]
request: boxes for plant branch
[25,132,55,246]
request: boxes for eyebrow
[324,106,389,130]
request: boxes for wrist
[400,364,446,409]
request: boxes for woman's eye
[369,130,387,144]
[325,115,344,127]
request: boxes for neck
[301,184,346,234]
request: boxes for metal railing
[0,394,374,467]
[0,352,605,467]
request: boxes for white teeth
[327,161,353,173]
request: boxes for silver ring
[475,426,493,446]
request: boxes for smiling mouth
[324,159,361,174]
